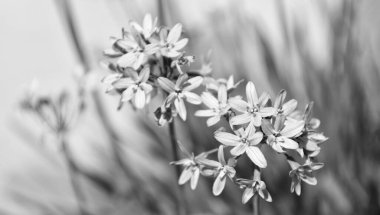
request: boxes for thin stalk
[60,134,88,215]
[168,120,187,215]
[252,166,261,215]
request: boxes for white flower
[157,74,203,120]
[229,81,276,127]
[237,177,272,203]
[160,24,188,58]
[214,126,267,168]
[112,67,153,109]
[130,14,158,40]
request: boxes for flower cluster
[102,14,328,204]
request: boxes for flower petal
[242,188,255,204]
[214,132,240,146]
[258,187,272,202]
[134,88,145,109]
[280,137,299,149]
[195,109,215,117]
[230,113,252,125]
[121,86,134,102]
[248,132,263,145]
[173,38,188,50]
[282,99,297,115]
[259,107,276,117]
[183,76,203,91]
[281,120,304,138]
[190,168,200,190]
[157,77,175,93]
[258,92,270,107]
[246,82,259,106]
[207,116,220,127]
[213,175,226,196]
[217,145,226,165]
[138,66,150,83]
[113,78,135,89]
[301,176,317,185]
[201,92,219,109]
[230,143,248,156]
[174,98,187,120]
[183,91,202,104]
[246,146,267,168]
[117,52,137,68]
[261,120,275,136]
[218,84,228,104]
[178,168,192,185]
[229,97,249,113]
[167,23,182,44]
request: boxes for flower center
[248,107,258,113]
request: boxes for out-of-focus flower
[160,24,188,58]
[230,82,276,127]
[287,158,324,196]
[262,116,304,153]
[111,67,153,109]
[237,177,272,204]
[199,146,236,196]
[214,126,266,168]
[157,74,203,120]
[195,85,231,126]
[273,90,297,116]
[130,14,157,40]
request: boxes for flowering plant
[101,13,328,212]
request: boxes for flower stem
[60,134,88,215]
[168,120,187,215]
[253,166,261,215]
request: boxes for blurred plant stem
[59,134,89,215]
[252,166,260,215]
[168,120,187,215]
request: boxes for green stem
[60,134,88,215]
[168,120,187,215]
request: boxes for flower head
[237,177,272,203]
[195,85,231,126]
[111,67,153,109]
[262,116,304,153]
[230,82,276,127]
[157,74,203,120]
[287,158,324,196]
[160,24,188,58]
[130,14,158,40]
[214,126,267,168]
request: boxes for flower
[273,90,297,116]
[287,158,324,196]
[237,178,272,203]
[111,67,153,109]
[170,53,195,74]
[154,105,173,126]
[157,74,203,120]
[230,81,276,127]
[214,126,267,168]
[205,75,243,94]
[195,85,231,126]
[130,14,157,40]
[160,24,188,58]
[170,142,212,190]
[262,116,304,153]
[199,146,236,196]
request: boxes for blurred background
[1,0,380,214]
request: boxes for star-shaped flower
[237,177,272,204]
[112,67,153,109]
[214,126,267,168]
[287,158,324,196]
[170,143,212,190]
[230,82,276,127]
[157,74,203,120]
[160,24,188,58]
[261,116,304,153]
[195,85,231,126]
[199,146,236,196]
